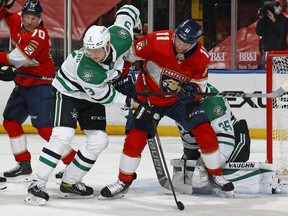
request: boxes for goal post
[266,51,288,175]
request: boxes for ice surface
[1,134,288,216]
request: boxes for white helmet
[83,25,111,60]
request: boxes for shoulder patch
[81,70,94,82]
[213,105,225,117]
[117,28,129,39]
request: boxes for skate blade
[0,184,7,190]
[98,194,125,200]
[213,188,235,198]
[58,192,94,199]
[24,193,47,206]
[6,175,33,183]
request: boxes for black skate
[99,180,132,199]
[59,182,94,199]
[4,161,32,182]
[24,181,49,206]
[0,177,7,190]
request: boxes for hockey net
[266,51,288,175]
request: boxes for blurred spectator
[256,0,288,68]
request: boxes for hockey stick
[17,73,54,81]
[0,0,7,12]
[136,85,288,98]
[140,65,184,211]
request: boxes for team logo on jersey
[135,39,148,51]
[24,44,35,56]
[23,40,39,56]
[160,68,190,92]
[70,108,78,120]
[213,105,224,116]
[117,28,129,39]
[82,70,93,82]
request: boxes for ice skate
[4,161,32,182]
[0,177,7,190]
[58,182,94,199]
[24,180,49,206]
[99,179,132,200]
[208,174,234,192]
[272,179,288,194]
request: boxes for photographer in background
[256,0,288,68]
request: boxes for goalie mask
[83,25,111,62]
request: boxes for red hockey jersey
[0,10,55,86]
[132,30,210,106]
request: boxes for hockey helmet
[83,25,110,50]
[22,0,43,18]
[83,25,111,61]
[174,19,202,44]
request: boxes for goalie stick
[136,81,288,98]
[139,66,185,211]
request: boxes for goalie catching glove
[0,65,17,81]
[125,98,161,121]
[176,82,201,104]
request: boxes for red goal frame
[266,51,288,164]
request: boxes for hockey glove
[112,74,136,98]
[176,82,200,104]
[0,0,15,10]
[0,65,17,81]
[133,103,161,121]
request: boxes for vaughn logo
[228,162,256,168]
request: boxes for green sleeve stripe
[218,141,235,147]
[56,76,73,91]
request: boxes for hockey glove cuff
[133,104,160,121]
[112,74,136,98]
[0,65,17,81]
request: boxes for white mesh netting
[271,56,288,175]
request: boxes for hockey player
[171,83,288,196]
[24,5,145,206]
[0,0,76,181]
[179,83,250,166]
[100,19,234,199]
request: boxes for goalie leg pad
[171,159,276,195]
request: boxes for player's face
[86,48,106,62]
[22,14,41,32]
[174,36,195,54]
